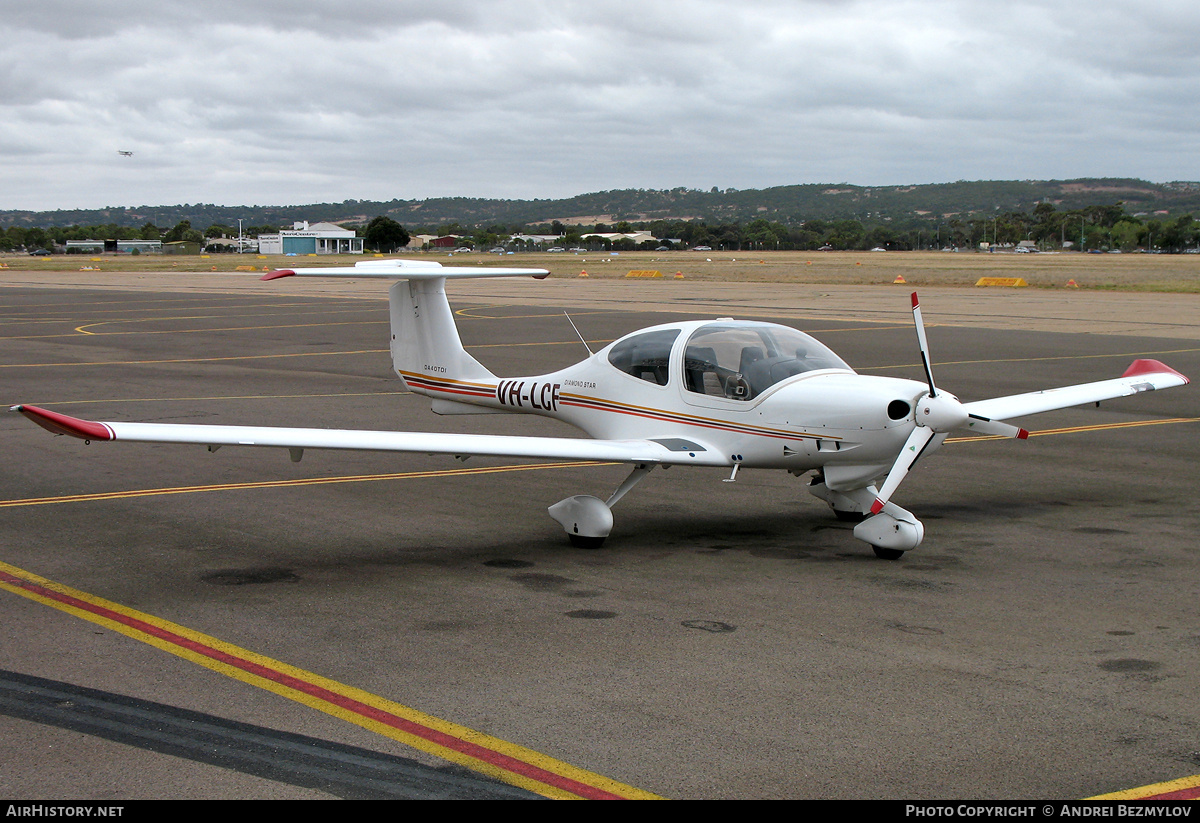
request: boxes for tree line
[403,204,1200,253]
[0,220,282,253]
[5,203,1198,254]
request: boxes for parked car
[29,249,51,256]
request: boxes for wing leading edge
[9,405,726,467]
[962,359,1189,422]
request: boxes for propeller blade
[868,293,1030,517]
[870,426,937,514]
[911,292,937,397]
[961,414,1029,439]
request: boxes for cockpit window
[683,323,851,400]
[607,328,680,386]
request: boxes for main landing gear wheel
[568,533,607,549]
[549,495,614,549]
[872,547,906,560]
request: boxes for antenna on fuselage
[563,311,593,355]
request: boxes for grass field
[5,249,1200,291]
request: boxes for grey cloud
[2,0,1198,210]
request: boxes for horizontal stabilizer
[263,259,548,281]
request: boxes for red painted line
[1145,786,1200,799]
[0,569,625,799]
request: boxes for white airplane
[10,260,1191,559]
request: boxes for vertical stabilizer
[389,277,494,390]
[260,260,547,402]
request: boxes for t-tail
[262,259,548,407]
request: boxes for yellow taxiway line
[0,560,660,799]
[0,461,613,509]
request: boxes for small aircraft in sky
[11,260,1190,559]
[116,150,133,157]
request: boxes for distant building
[65,240,105,253]
[163,240,202,255]
[257,222,363,255]
[205,237,258,253]
[579,231,658,245]
[65,239,163,254]
[118,240,163,254]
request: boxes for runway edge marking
[0,560,662,800]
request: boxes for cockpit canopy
[606,321,852,400]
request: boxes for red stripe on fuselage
[396,374,827,443]
[559,394,825,442]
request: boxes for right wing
[10,405,727,467]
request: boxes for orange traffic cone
[894,275,907,284]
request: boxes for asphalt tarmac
[1,275,1198,799]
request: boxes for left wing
[9,405,726,467]
[962,359,1189,422]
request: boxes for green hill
[3,178,1199,232]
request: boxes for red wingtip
[261,269,295,281]
[870,499,885,515]
[533,273,549,279]
[1017,428,1029,440]
[1122,359,1189,383]
[911,292,919,308]
[11,405,114,441]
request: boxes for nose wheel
[808,474,923,558]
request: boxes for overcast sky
[3,0,1198,211]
